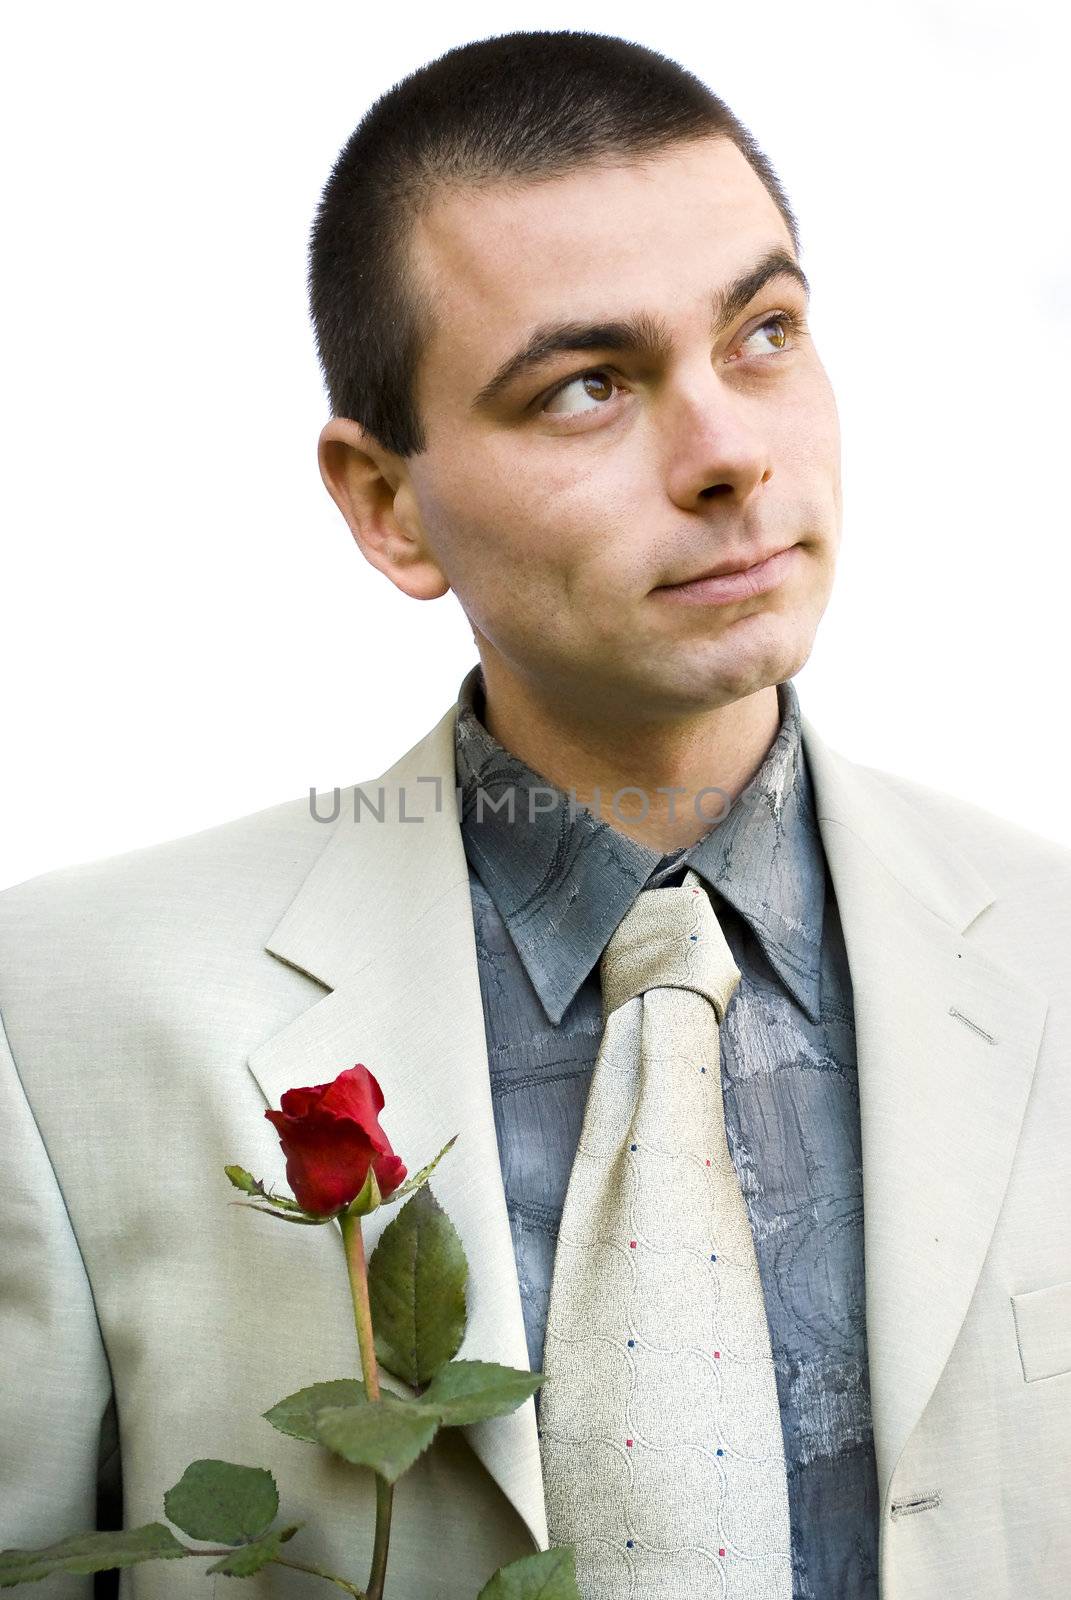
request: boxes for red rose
[264,1064,407,1217]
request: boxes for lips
[651,543,800,607]
[663,545,794,587]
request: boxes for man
[1,28,1068,1600]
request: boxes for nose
[659,361,773,511]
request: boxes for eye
[541,368,621,417]
[733,311,802,360]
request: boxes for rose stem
[339,1210,394,1600]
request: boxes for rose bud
[264,1063,407,1217]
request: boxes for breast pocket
[1011,1280,1071,1382]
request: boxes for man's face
[398,135,842,722]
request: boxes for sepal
[385,1136,458,1205]
[341,1164,382,1219]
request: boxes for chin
[681,616,818,708]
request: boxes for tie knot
[600,867,741,1021]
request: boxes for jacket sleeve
[0,1003,115,1600]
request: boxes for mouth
[652,544,801,607]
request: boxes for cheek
[496,430,660,571]
[431,435,637,588]
[787,367,840,467]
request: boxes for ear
[317,417,450,601]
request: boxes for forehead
[408,137,794,405]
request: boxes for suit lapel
[247,692,1049,1546]
[247,706,549,1553]
[801,716,1049,1505]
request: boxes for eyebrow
[469,246,810,412]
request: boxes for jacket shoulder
[851,760,1071,887]
[0,792,337,960]
[811,746,1071,1006]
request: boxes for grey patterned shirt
[453,663,879,1599]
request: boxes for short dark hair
[308,30,799,458]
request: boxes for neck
[476,655,783,854]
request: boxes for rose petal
[264,1064,406,1214]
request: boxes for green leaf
[205,1524,303,1577]
[314,1396,440,1483]
[421,1360,544,1425]
[386,1135,459,1205]
[263,1379,369,1443]
[163,1461,278,1544]
[0,1524,187,1586]
[477,1548,582,1599]
[368,1184,468,1386]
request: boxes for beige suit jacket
[1,698,1069,1600]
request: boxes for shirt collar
[454,663,825,1026]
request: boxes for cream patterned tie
[538,867,794,1598]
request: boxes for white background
[2,0,1068,890]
